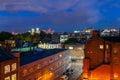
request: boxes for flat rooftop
[20,49,67,66]
[102,36,120,42]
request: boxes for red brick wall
[0,58,19,80]
[110,43,120,79]
[83,35,120,80]
[84,37,104,69]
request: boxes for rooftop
[0,47,15,62]
[20,49,67,66]
[102,36,120,42]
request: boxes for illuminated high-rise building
[36,27,40,34]
[31,28,35,35]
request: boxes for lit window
[12,63,17,71]
[49,72,53,76]
[106,45,109,49]
[12,41,15,44]
[114,73,118,79]
[100,45,104,49]
[4,65,10,74]
[59,54,62,57]
[69,47,73,49]
[12,74,17,80]
[4,76,10,80]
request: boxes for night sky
[0,0,120,33]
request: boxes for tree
[32,33,40,43]
[23,32,32,42]
[64,38,79,44]
[40,31,47,40]
[0,32,13,41]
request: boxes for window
[100,45,104,49]
[23,69,27,76]
[69,47,73,49]
[12,63,17,71]
[12,74,17,80]
[106,44,109,49]
[49,58,54,63]
[113,50,118,55]
[114,73,118,79]
[4,65,10,74]
[59,54,62,57]
[4,76,10,80]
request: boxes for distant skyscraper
[31,28,35,35]
[36,27,40,34]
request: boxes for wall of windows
[4,63,17,74]
[4,74,17,80]
[4,63,17,80]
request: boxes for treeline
[0,31,51,43]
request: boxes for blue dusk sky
[0,0,120,33]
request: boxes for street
[69,59,83,80]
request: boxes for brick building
[82,31,120,80]
[19,49,70,80]
[0,47,71,80]
[0,47,19,80]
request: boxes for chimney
[92,30,100,37]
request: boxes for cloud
[0,0,114,32]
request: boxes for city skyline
[0,0,120,32]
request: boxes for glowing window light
[11,63,17,71]
[106,45,109,49]
[100,45,104,49]
[4,76,10,80]
[69,47,73,49]
[114,73,118,79]
[59,54,62,57]
[50,72,53,76]
[4,65,10,74]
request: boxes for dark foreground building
[0,47,71,80]
[81,31,120,80]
